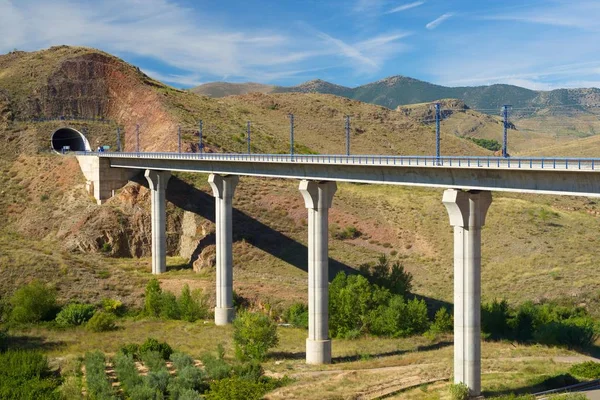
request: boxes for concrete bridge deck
[78,151,600,197]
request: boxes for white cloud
[142,69,203,88]
[426,13,454,29]
[386,1,425,14]
[0,0,408,85]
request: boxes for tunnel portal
[51,127,91,152]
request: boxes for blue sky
[1,0,599,90]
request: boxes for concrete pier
[145,170,171,274]
[442,189,492,396]
[299,180,337,364]
[208,174,239,325]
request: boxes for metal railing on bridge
[73,151,600,171]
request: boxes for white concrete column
[299,180,337,364]
[145,170,172,275]
[442,189,492,397]
[208,174,239,326]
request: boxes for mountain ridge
[193,75,600,113]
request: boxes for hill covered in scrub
[193,75,600,114]
[1,45,600,317]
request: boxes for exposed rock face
[178,212,211,258]
[193,245,216,272]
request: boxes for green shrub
[101,298,124,315]
[468,137,502,151]
[0,350,59,399]
[56,303,96,327]
[333,226,362,240]
[534,317,598,348]
[201,353,232,380]
[449,382,470,400]
[329,272,390,338]
[206,376,270,400]
[233,362,264,382]
[146,369,170,393]
[141,351,166,372]
[429,307,453,334]
[233,311,279,362]
[359,255,413,296]
[178,285,209,322]
[569,361,600,378]
[144,278,163,317]
[127,384,161,400]
[159,291,180,320]
[170,352,195,370]
[482,299,511,340]
[119,343,141,359]
[113,352,143,395]
[9,280,58,323]
[168,365,206,397]
[368,296,429,337]
[59,375,83,400]
[85,351,116,400]
[140,338,173,360]
[86,311,116,332]
[282,302,308,328]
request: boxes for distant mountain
[192,75,600,114]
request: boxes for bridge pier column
[208,174,239,326]
[145,170,172,275]
[442,189,492,397]
[299,180,337,364]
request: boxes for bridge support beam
[145,170,172,275]
[208,174,239,326]
[442,189,492,397]
[299,180,337,364]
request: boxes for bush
[178,285,209,322]
[113,352,143,395]
[333,226,362,240]
[144,278,163,317]
[534,317,598,348]
[206,376,271,400]
[233,311,279,362]
[86,311,116,332]
[359,255,413,296]
[101,298,124,315]
[159,291,180,320]
[9,280,58,324]
[449,382,470,400]
[569,361,600,379]
[482,299,511,340]
[119,343,141,359]
[282,303,308,328]
[56,303,96,327]
[168,365,206,397]
[170,352,195,370]
[85,351,116,399]
[201,353,232,380]
[140,338,173,360]
[468,137,502,151]
[0,350,59,399]
[429,307,453,334]
[368,296,429,337]
[141,351,166,372]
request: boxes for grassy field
[6,317,596,399]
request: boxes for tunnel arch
[51,127,91,152]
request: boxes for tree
[232,311,278,362]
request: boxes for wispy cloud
[0,0,409,85]
[386,1,425,14]
[426,13,454,29]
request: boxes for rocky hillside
[2,46,600,314]
[193,75,600,114]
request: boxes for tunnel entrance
[51,127,91,152]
